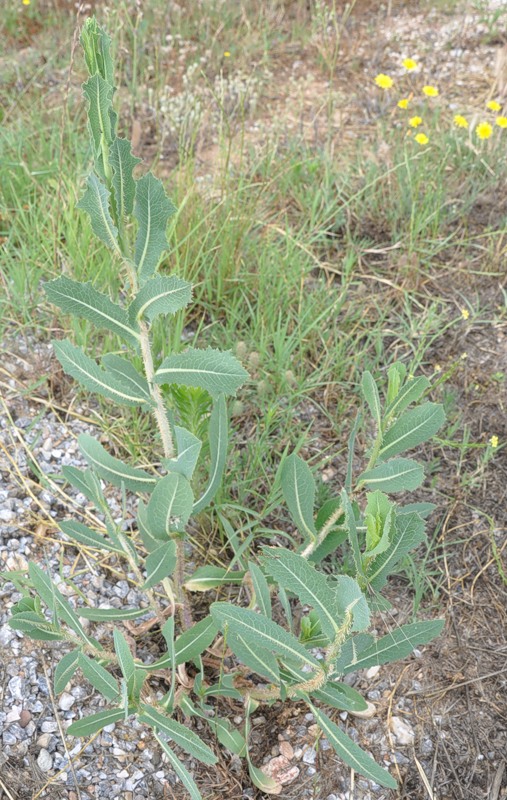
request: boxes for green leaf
[210,603,320,669]
[210,718,246,757]
[44,278,140,347]
[67,707,127,737]
[340,490,364,578]
[80,18,115,86]
[137,616,217,671]
[28,563,90,642]
[142,541,177,590]
[61,466,104,508]
[308,529,348,565]
[174,617,217,666]
[78,433,157,493]
[332,633,374,676]
[308,704,397,789]
[109,137,141,218]
[137,499,160,553]
[385,375,430,420]
[261,547,339,642]
[76,606,148,621]
[53,340,147,407]
[113,628,136,696]
[139,704,217,765]
[155,348,248,398]
[247,762,281,795]
[361,371,382,428]
[330,575,370,632]
[185,566,245,592]
[341,620,445,673]
[280,454,317,543]
[8,612,64,640]
[145,473,194,538]
[59,520,123,553]
[54,650,80,693]
[154,734,203,800]
[379,402,445,461]
[228,632,280,684]
[101,355,151,405]
[133,173,176,282]
[82,73,116,158]
[366,511,425,590]
[162,426,202,481]
[76,173,120,254]
[386,362,406,405]
[280,665,368,713]
[359,457,424,493]
[312,681,368,713]
[79,653,119,702]
[363,491,394,558]
[397,502,435,518]
[248,561,272,618]
[128,275,192,324]
[193,394,228,513]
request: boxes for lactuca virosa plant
[6,18,446,796]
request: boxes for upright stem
[138,318,175,460]
[123,263,191,628]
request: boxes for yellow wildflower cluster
[374,60,507,147]
[489,435,499,449]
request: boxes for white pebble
[390,716,415,745]
[58,692,76,711]
[37,748,53,772]
[365,665,381,679]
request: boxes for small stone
[37,749,53,772]
[6,709,21,724]
[302,747,316,765]
[279,741,294,760]
[41,720,58,733]
[365,665,381,679]
[117,769,129,778]
[19,709,32,728]
[58,692,75,711]
[0,509,14,522]
[263,756,300,786]
[37,734,52,748]
[8,676,24,702]
[307,766,316,776]
[390,716,415,745]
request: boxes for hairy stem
[301,504,343,559]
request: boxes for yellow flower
[460,352,468,360]
[453,114,468,128]
[415,133,429,145]
[489,435,499,448]
[223,51,231,58]
[476,121,493,139]
[487,100,501,111]
[22,0,30,4]
[422,85,439,97]
[375,73,394,90]
[434,364,442,373]
[397,98,410,109]
[402,58,418,70]
[496,116,507,128]
[409,116,422,127]
[461,308,470,320]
